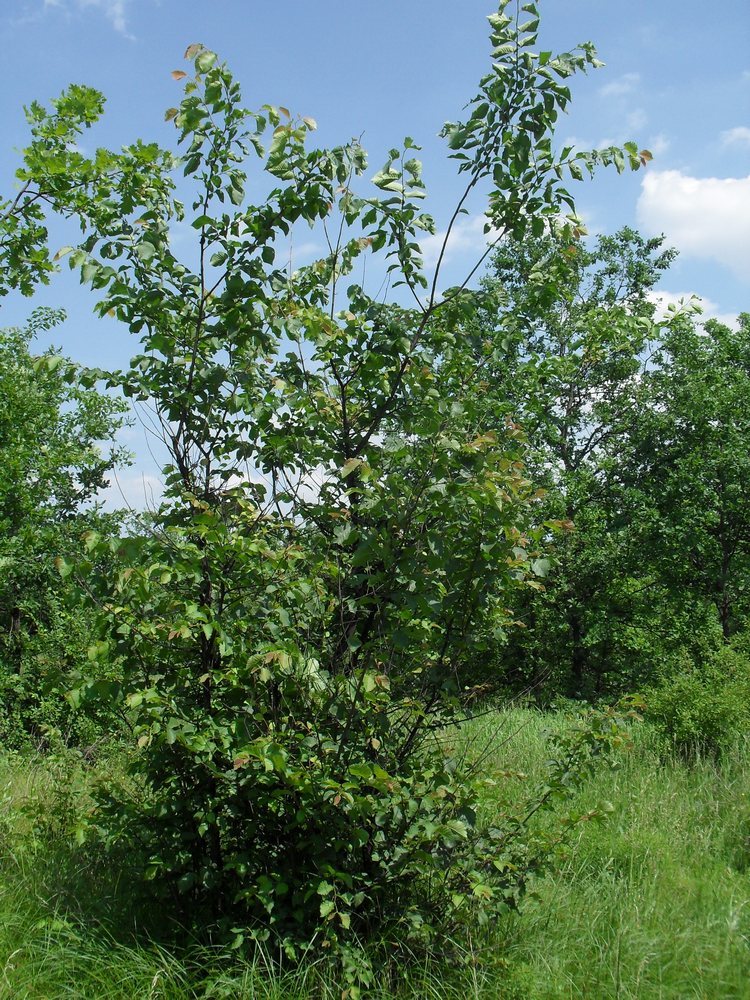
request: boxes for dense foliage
[0,0,653,959]
[465,229,750,705]
[0,309,127,748]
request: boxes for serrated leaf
[171,70,187,81]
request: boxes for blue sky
[2,0,749,504]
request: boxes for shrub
[646,643,750,757]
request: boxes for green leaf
[54,556,73,579]
[135,242,156,262]
[195,50,217,73]
[531,558,552,577]
[340,457,365,478]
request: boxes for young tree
[8,2,648,951]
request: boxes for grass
[1,711,748,999]
[493,720,750,998]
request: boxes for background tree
[630,310,750,642]
[0,307,127,746]
[471,227,676,697]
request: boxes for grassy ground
[1,711,748,999]
[484,715,750,998]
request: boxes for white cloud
[279,239,323,267]
[101,469,163,511]
[637,170,750,283]
[647,290,739,330]
[420,213,498,269]
[80,0,130,35]
[560,135,585,151]
[291,241,322,260]
[647,133,670,158]
[599,73,640,99]
[721,126,750,148]
[627,108,648,131]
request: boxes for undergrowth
[1,710,748,999]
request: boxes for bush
[646,643,750,757]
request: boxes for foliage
[471,227,675,697]
[645,643,750,757]
[6,1,650,958]
[0,309,128,749]
[461,229,750,702]
[629,311,750,640]
[0,85,173,300]
[3,710,749,999]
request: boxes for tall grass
[494,721,750,999]
[1,712,748,998]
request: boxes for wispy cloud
[595,111,649,150]
[42,0,134,38]
[627,108,648,131]
[721,126,750,148]
[599,72,640,99]
[101,469,163,512]
[637,170,750,283]
[647,133,670,158]
[420,213,498,269]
